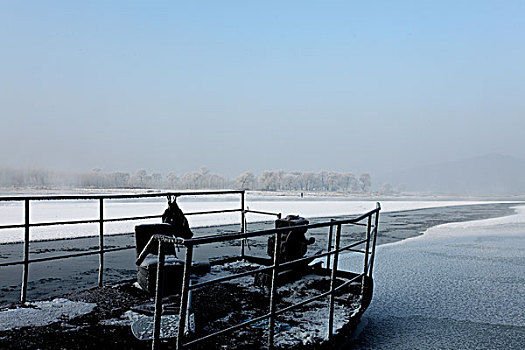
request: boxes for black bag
[162,198,193,239]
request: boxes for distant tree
[326,172,342,191]
[290,171,303,190]
[260,170,281,191]
[302,172,315,191]
[200,166,210,176]
[359,173,372,192]
[130,169,148,187]
[109,172,130,187]
[259,171,273,190]
[151,173,163,187]
[208,174,226,189]
[167,172,179,188]
[282,173,296,190]
[343,173,358,192]
[0,165,385,193]
[236,171,256,190]
[379,182,393,194]
[318,171,328,191]
[180,172,202,189]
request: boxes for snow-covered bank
[384,204,525,245]
[0,197,518,243]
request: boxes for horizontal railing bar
[0,215,160,229]
[190,265,274,289]
[276,238,368,270]
[0,221,373,232]
[274,273,365,318]
[332,273,365,293]
[0,208,244,230]
[336,238,368,252]
[351,222,368,227]
[177,208,380,246]
[344,248,366,254]
[190,239,368,290]
[0,223,25,230]
[103,214,162,223]
[136,234,367,282]
[0,260,24,267]
[103,245,136,253]
[0,246,135,266]
[244,209,281,217]
[0,190,244,202]
[182,310,275,348]
[185,208,241,216]
[28,218,105,227]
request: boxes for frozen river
[342,205,525,349]
[1,196,523,348]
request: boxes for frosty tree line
[0,167,396,193]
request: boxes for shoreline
[2,186,525,201]
[0,198,519,245]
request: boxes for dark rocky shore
[0,203,519,349]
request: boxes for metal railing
[137,203,381,350]
[0,190,247,303]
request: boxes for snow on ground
[272,276,362,347]
[0,298,96,331]
[124,260,364,345]
[0,195,515,243]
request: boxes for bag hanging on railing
[162,196,193,239]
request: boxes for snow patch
[0,298,96,331]
[127,310,180,340]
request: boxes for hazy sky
[1,1,524,177]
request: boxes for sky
[1,1,524,177]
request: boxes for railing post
[20,199,30,303]
[152,240,166,350]
[328,224,342,339]
[368,206,380,276]
[326,219,335,269]
[98,198,104,287]
[268,232,281,349]
[177,244,194,350]
[362,215,372,295]
[241,191,246,258]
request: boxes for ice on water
[350,204,525,331]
